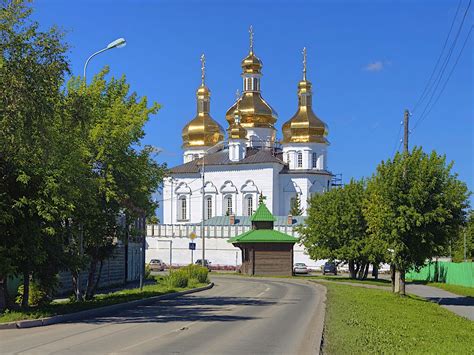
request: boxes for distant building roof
[250,202,276,222]
[228,229,298,244]
[170,148,284,174]
[201,215,306,226]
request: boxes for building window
[245,195,253,216]
[178,196,187,220]
[312,152,318,169]
[206,196,212,220]
[193,154,199,160]
[290,197,296,211]
[297,152,303,168]
[224,195,233,215]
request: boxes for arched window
[245,195,253,216]
[297,151,303,168]
[205,196,212,220]
[178,196,187,221]
[224,195,233,215]
[312,152,318,169]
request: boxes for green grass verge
[322,282,474,354]
[308,275,391,287]
[0,277,207,324]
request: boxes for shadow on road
[425,296,474,306]
[72,294,279,325]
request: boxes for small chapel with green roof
[229,202,298,276]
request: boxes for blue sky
[33,0,473,203]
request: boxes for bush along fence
[406,261,473,287]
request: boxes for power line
[412,25,473,132]
[411,0,463,113]
[391,120,403,156]
[411,0,471,129]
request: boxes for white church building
[147,32,333,269]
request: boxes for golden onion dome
[227,110,247,140]
[282,47,328,144]
[225,92,277,129]
[281,79,328,144]
[182,55,224,149]
[241,52,263,74]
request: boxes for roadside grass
[0,276,207,324]
[307,275,391,287]
[407,281,474,298]
[322,282,474,354]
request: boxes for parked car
[293,263,309,274]
[323,261,337,275]
[195,259,212,271]
[149,259,166,271]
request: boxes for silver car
[293,263,309,274]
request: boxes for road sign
[189,232,197,240]
[189,242,196,250]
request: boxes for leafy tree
[299,180,385,279]
[364,148,470,295]
[289,194,303,216]
[0,0,70,308]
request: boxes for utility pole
[396,109,410,295]
[403,109,409,153]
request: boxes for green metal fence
[406,261,474,288]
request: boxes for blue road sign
[189,242,196,250]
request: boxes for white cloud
[364,61,384,72]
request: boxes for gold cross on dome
[200,53,206,85]
[302,47,307,80]
[249,25,254,53]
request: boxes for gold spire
[228,110,247,140]
[281,48,328,144]
[200,53,206,85]
[302,47,307,81]
[182,55,224,148]
[249,25,254,53]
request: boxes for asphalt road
[0,276,326,355]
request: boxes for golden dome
[241,52,263,74]
[228,110,248,140]
[282,47,328,144]
[281,79,328,144]
[225,92,277,129]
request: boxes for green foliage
[165,270,189,288]
[300,180,385,279]
[181,264,209,283]
[452,210,474,262]
[323,282,474,354]
[15,282,49,307]
[289,194,303,216]
[144,264,153,280]
[364,148,470,273]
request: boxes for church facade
[147,29,332,268]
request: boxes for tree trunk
[362,263,369,279]
[90,260,104,298]
[21,271,30,308]
[0,276,7,311]
[390,264,395,293]
[372,264,379,280]
[399,269,406,296]
[357,263,367,280]
[85,259,98,300]
[71,270,83,302]
[348,260,356,279]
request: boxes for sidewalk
[406,284,474,321]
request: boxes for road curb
[2,282,214,330]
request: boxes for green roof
[250,202,276,222]
[228,229,298,244]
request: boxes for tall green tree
[364,148,470,295]
[299,180,385,279]
[0,0,70,308]
[289,194,303,216]
[452,210,474,262]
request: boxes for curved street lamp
[83,37,127,81]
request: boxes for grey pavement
[0,276,326,354]
[406,283,474,321]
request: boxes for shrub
[181,264,209,283]
[16,282,50,307]
[144,264,153,280]
[165,270,189,288]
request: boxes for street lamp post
[83,38,126,81]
